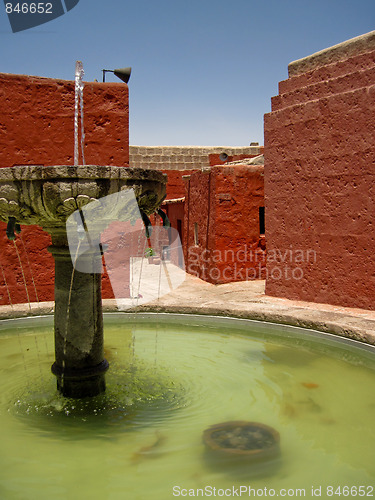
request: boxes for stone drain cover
[203,421,280,462]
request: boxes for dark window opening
[177,218,182,241]
[194,223,199,246]
[259,207,265,235]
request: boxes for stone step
[272,65,375,111]
[278,48,375,95]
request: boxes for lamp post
[102,67,132,83]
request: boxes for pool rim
[0,311,374,357]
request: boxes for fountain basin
[0,165,166,228]
[0,312,374,499]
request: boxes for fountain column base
[51,359,109,398]
[48,239,108,399]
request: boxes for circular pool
[0,313,374,499]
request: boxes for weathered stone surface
[288,30,375,77]
[225,155,264,165]
[50,244,106,398]
[0,165,167,228]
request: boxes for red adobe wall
[0,73,129,304]
[264,31,375,309]
[161,153,262,202]
[163,153,264,200]
[158,153,264,270]
[0,74,129,167]
[184,164,265,283]
[160,153,264,256]
[162,200,185,241]
[162,169,197,200]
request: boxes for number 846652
[326,485,374,497]
[5,3,53,14]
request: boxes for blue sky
[1,0,374,146]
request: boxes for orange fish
[301,382,319,389]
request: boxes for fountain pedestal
[0,165,167,398]
[49,243,107,398]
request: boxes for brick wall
[264,31,375,309]
[130,145,263,199]
[129,145,263,171]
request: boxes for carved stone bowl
[0,165,167,229]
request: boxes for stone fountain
[0,164,166,398]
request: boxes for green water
[0,314,374,500]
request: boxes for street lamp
[102,67,132,83]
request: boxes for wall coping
[0,72,128,88]
[162,197,185,204]
[288,30,375,77]
[129,145,264,171]
[130,145,262,154]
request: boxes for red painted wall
[264,36,375,309]
[163,169,197,200]
[163,153,264,250]
[184,165,265,284]
[163,154,264,201]
[0,73,129,304]
[162,201,184,240]
[0,73,129,167]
